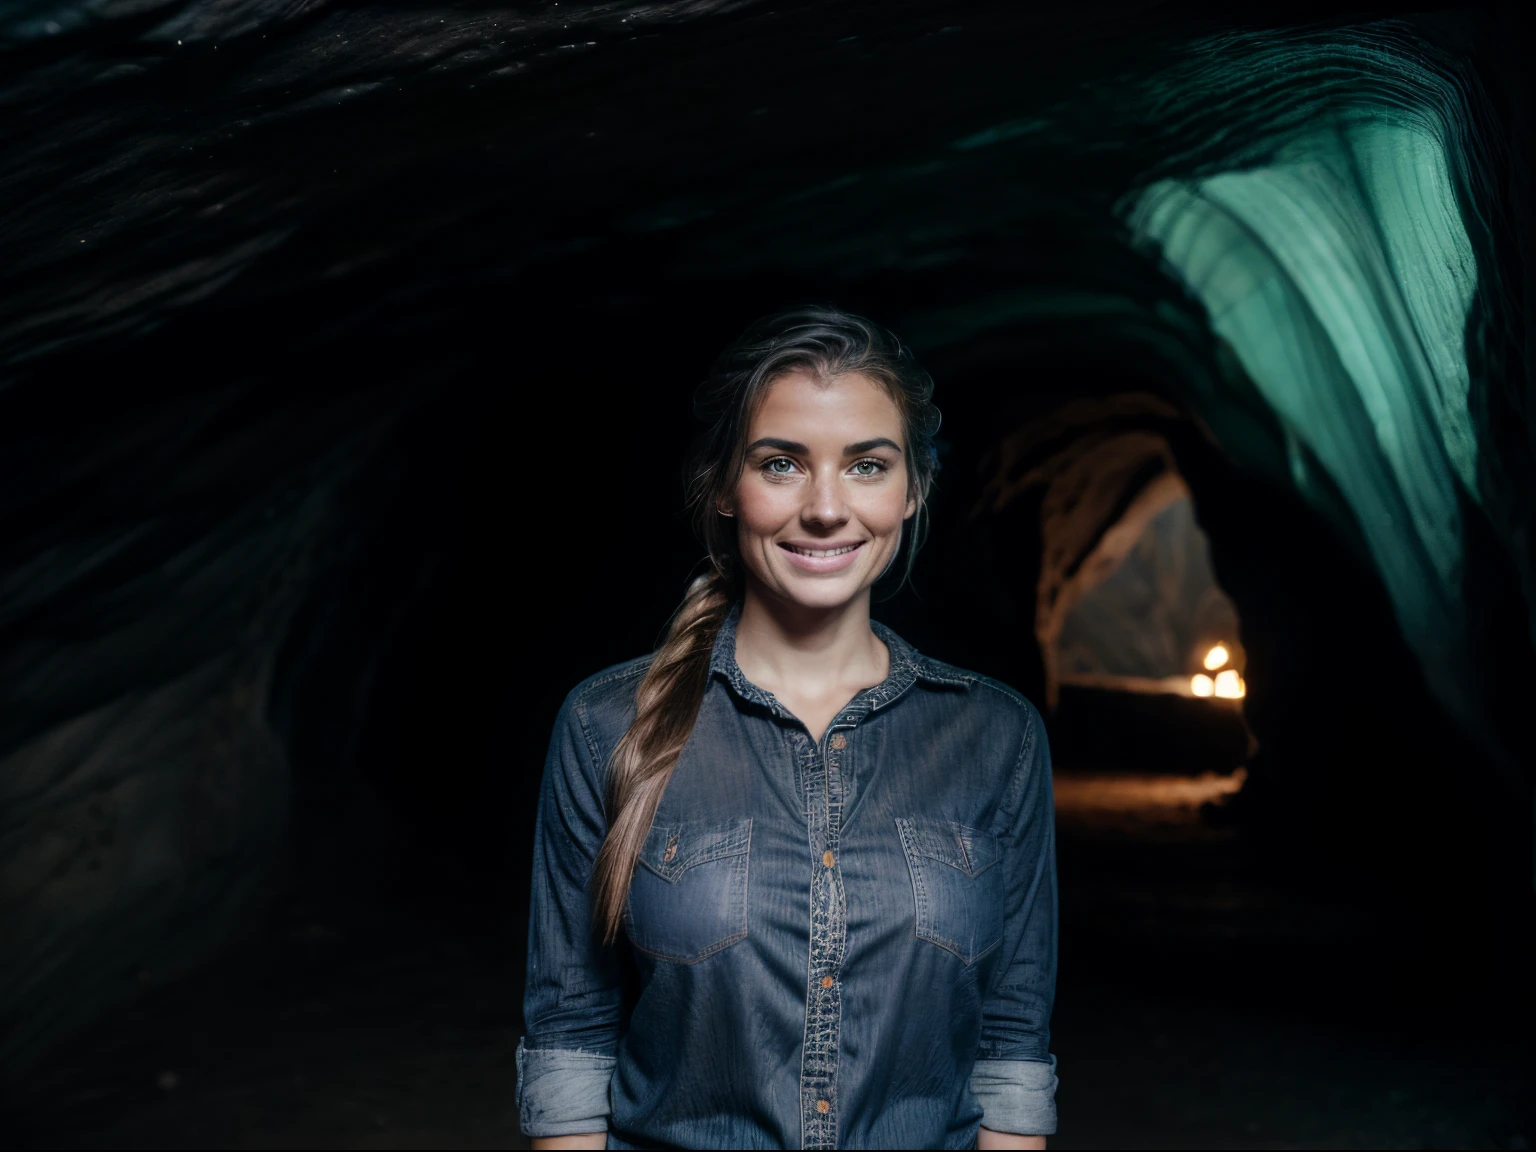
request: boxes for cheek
[733,480,797,535]
[856,484,913,533]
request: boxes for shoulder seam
[569,658,650,785]
[573,657,651,699]
[959,673,1034,713]
[570,694,607,781]
[1001,698,1040,822]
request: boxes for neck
[734,580,887,696]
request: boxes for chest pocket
[626,818,752,964]
[896,817,1005,966]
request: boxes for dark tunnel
[1,1,1534,1147]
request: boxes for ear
[716,500,736,518]
[904,490,918,520]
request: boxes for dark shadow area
[1049,688,1249,776]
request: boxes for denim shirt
[518,606,1058,1149]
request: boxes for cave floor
[7,767,1527,1151]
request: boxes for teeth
[791,544,858,558]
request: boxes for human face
[727,371,917,612]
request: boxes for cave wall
[0,379,400,1071]
[1131,93,1487,755]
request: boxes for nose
[802,465,851,531]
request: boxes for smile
[778,540,866,574]
[783,543,861,558]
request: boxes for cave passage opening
[1055,490,1245,700]
[1045,469,1256,806]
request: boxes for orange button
[822,850,835,867]
[816,1100,831,1114]
[830,733,847,750]
[821,975,834,988]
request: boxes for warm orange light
[1203,644,1230,671]
[1214,669,1245,698]
[1190,673,1215,697]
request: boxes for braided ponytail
[590,572,731,943]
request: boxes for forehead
[750,371,902,435]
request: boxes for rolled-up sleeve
[518,687,625,1137]
[975,702,1059,1135]
[517,1040,617,1137]
[971,1054,1059,1137]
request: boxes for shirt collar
[708,602,968,724]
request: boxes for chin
[770,565,881,610]
[779,584,861,610]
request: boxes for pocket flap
[637,817,752,884]
[897,817,1002,877]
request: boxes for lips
[778,540,865,574]
[785,543,860,558]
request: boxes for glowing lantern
[1190,673,1215,697]
[1203,644,1230,670]
[1213,669,1245,698]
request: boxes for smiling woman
[729,376,918,741]
[518,307,1059,1150]
[733,378,915,603]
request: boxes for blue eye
[765,458,795,474]
[851,459,884,476]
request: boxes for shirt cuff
[971,1053,1058,1136]
[516,1038,616,1137]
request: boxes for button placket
[799,718,848,1151]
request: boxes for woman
[518,307,1058,1150]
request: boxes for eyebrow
[844,437,903,455]
[745,436,904,456]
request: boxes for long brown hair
[589,306,942,943]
